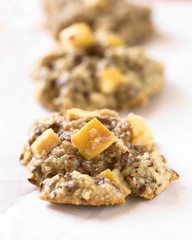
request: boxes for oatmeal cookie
[32,30,164,112]
[40,0,153,44]
[20,109,179,205]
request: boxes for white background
[0,1,192,239]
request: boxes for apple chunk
[71,118,117,160]
[31,129,61,157]
[97,168,131,196]
[127,113,154,146]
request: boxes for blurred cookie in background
[32,23,164,112]
[40,0,153,45]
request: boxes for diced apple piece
[71,118,117,160]
[105,33,124,47]
[31,129,61,157]
[59,23,94,49]
[83,0,108,7]
[127,113,154,146]
[97,168,131,196]
[66,108,118,120]
[99,67,124,94]
[67,109,99,121]
[97,31,124,47]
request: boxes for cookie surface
[40,0,153,44]
[40,171,127,205]
[32,44,164,112]
[20,109,179,205]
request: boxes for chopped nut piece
[71,118,117,160]
[99,67,124,94]
[31,129,61,157]
[59,23,94,49]
[127,113,154,146]
[97,168,131,196]
[21,145,32,164]
[23,149,32,164]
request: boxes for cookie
[20,109,179,205]
[40,0,153,44]
[32,25,164,112]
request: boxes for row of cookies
[20,0,179,205]
[34,0,163,112]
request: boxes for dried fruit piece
[97,168,131,196]
[99,67,124,94]
[71,118,117,160]
[59,23,94,49]
[127,113,154,146]
[31,128,61,157]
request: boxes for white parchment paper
[0,1,192,239]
